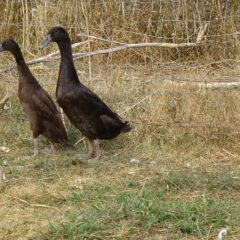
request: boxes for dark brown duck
[40,27,131,160]
[0,39,70,158]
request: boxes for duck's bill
[0,44,4,52]
[39,34,52,49]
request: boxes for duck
[0,39,70,158]
[39,26,131,160]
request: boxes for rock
[149,160,157,165]
[216,227,228,240]
[130,158,140,164]
[0,146,10,153]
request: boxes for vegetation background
[0,0,240,239]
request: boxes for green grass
[24,169,239,240]
[163,171,240,191]
[1,82,240,240]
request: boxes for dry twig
[15,197,59,210]
[0,40,90,74]
[0,23,208,74]
[165,80,240,89]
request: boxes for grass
[0,1,240,238]
[46,188,239,239]
[9,166,238,240]
[1,66,240,239]
[1,1,240,63]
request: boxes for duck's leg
[24,138,39,159]
[78,139,94,160]
[0,167,5,183]
[94,139,102,160]
[32,138,39,157]
[43,143,55,154]
[50,143,55,152]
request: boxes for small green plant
[47,184,239,239]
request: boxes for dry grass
[1,66,240,239]
[0,0,240,63]
[1,1,240,239]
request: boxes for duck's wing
[79,87,132,133]
[76,86,119,118]
[31,88,62,123]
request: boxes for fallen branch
[73,23,208,60]
[0,40,90,74]
[27,40,91,65]
[72,42,199,61]
[0,24,208,74]
[202,82,240,89]
[165,80,240,89]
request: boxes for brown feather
[0,39,70,147]
[43,27,132,141]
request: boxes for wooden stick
[0,23,208,74]
[0,40,90,74]
[202,82,240,89]
[34,40,204,63]
[165,80,240,89]
[26,40,91,65]
[16,197,59,210]
[72,41,200,60]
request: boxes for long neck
[12,47,24,65]
[57,40,80,85]
[13,48,38,86]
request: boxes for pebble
[130,158,141,164]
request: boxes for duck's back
[57,80,130,140]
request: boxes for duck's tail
[61,139,74,149]
[121,121,132,133]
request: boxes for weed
[47,185,239,239]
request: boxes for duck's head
[39,26,70,49]
[0,39,19,53]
